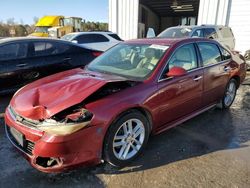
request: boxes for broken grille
[9,106,39,128]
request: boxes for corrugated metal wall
[198,0,230,25]
[109,0,139,40]
[198,0,250,52]
[228,0,250,52]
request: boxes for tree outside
[0,17,108,38]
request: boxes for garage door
[228,0,250,53]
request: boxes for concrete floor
[0,75,250,188]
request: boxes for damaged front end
[8,105,93,136]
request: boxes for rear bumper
[4,108,104,173]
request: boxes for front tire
[221,79,237,109]
[103,110,150,167]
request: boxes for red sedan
[5,38,247,172]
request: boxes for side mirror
[167,66,187,77]
[146,28,156,38]
[72,40,78,44]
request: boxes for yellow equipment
[30,15,82,38]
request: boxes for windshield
[34,26,50,33]
[61,33,78,41]
[87,43,169,80]
[158,27,193,38]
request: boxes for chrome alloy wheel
[112,119,145,160]
[224,81,237,107]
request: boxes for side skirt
[154,103,217,135]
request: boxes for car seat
[137,48,159,70]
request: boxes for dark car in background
[0,37,102,94]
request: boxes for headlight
[37,120,90,136]
[38,108,93,136]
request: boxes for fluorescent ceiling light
[171,4,193,8]
[174,9,194,12]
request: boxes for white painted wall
[228,0,250,53]
[198,0,230,25]
[109,0,139,40]
[198,0,250,53]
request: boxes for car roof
[0,37,74,44]
[0,36,100,51]
[64,31,116,37]
[125,37,218,46]
[168,25,230,30]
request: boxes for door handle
[63,57,71,61]
[193,76,203,81]
[16,63,27,67]
[224,66,231,71]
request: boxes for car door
[43,41,76,73]
[156,43,204,128]
[197,42,231,106]
[0,42,29,92]
[26,41,72,80]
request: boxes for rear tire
[103,110,150,167]
[221,79,237,109]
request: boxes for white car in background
[61,31,123,51]
[157,25,236,51]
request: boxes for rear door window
[192,29,204,37]
[76,34,109,44]
[45,42,70,55]
[197,43,222,66]
[33,42,46,56]
[0,43,28,61]
[203,28,218,39]
[108,34,122,41]
[32,41,70,56]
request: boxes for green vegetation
[0,18,108,37]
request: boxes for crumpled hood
[11,68,127,120]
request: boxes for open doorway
[138,0,200,37]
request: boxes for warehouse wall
[228,0,250,52]
[198,0,230,25]
[109,0,139,40]
[198,0,250,52]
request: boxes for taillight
[92,51,102,57]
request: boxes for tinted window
[198,43,222,66]
[32,42,70,56]
[220,47,231,60]
[0,43,28,61]
[203,28,218,39]
[168,44,198,71]
[192,29,204,37]
[45,42,70,55]
[108,34,122,41]
[33,42,46,56]
[76,34,109,43]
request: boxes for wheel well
[101,107,153,160]
[130,107,153,131]
[231,75,240,88]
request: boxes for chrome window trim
[158,41,232,83]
